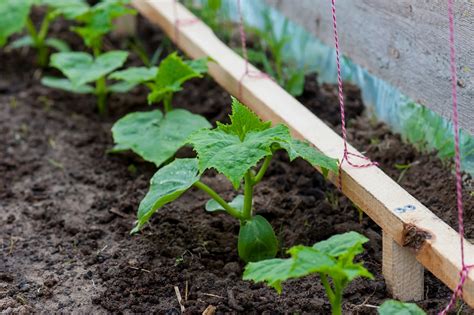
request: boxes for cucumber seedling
[40,0,137,114]
[41,50,131,114]
[0,0,89,67]
[243,231,373,315]
[132,98,338,263]
[109,52,211,167]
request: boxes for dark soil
[1,16,473,315]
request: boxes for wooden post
[383,231,424,301]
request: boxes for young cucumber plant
[132,98,338,263]
[72,0,136,55]
[41,50,132,114]
[40,0,137,114]
[109,52,211,167]
[0,0,89,67]
[243,232,373,315]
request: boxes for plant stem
[96,77,107,115]
[36,12,52,67]
[163,93,173,113]
[193,181,242,219]
[242,172,253,220]
[320,274,342,315]
[252,155,272,185]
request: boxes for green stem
[26,18,39,41]
[96,77,107,115]
[242,172,253,220]
[331,284,343,315]
[320,273,335,303]
[252,155,272,185]
[163,93,173,113]
[193,181,242,219]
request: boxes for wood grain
[132,0,474,307]
[383,231,424,301]
[264,0,473,135]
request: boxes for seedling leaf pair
[243,232,373,315]
[378,300,425,315]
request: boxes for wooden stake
[383,231,424,301]
[132,0,474,307]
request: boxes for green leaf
[45,38,71,52]
[378,300,425,315]
[217,97,271,140]
[132,158,200,233]
[243,258,294,293]
[238,215,278,262]
[0,0,32,47]
[188,124,289,188]
[112,109,211,167]
[284,70,305,97]
[148,52,204,104]
[281,139,339,174]
[205,194,243,213]
[50,50,128,86]
[208,0,222,11]
[312,231,369,257]
[186,57,211,75]
[8,35,34,49]
[72,0,135,47]
[40,0,90,19]
[41,76,94,93]
[108,81,136,93]
[109,66,158,84]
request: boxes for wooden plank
[132,0,474,307]
[264,0,474,136]
[383,231,424,301]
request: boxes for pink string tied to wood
[236,0,272,100]
[172,0,199,44]
[439,0,471,313]
[330,0,377,190]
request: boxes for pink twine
[439,1,470,313]
[236,0,271,100]
[172,0,199,44]
[330,0,377,190]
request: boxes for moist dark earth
[1,16,473,315]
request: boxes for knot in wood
[402,223,432,250]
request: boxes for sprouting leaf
[188,99,338,188]
[147,52,204,104]
[41,76,94,93]
[205,195,244,213]
[49,51,128,86]
[112,109,211,167]
[109,66,158,85]
[73,0,135,47]
[188,123,289,189]
[378,300,426,315]
[132,158,200,233]
[238,215,278,262]
[312,231,369,257]
[0,0,32,47]
[284,70,305,97]
[217,97,271,140]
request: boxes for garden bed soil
[1,17,473,314]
